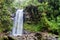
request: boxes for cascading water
[12,9,23,36]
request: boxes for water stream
[12,9,23,36]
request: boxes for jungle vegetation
[0,0,60,35]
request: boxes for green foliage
[0,0,60,35]
[24,0,60,35]
[24,23,42,32]
[0,0,14,32]
[38,0,60,34]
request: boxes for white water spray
[12,9,23,36]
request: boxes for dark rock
[23,30,31,34]
[8,36,15,40]
[34,32,42,40]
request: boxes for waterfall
[12,9,23,36]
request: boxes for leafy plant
[0,0,14,32]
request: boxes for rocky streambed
[9,32,59,40]
[0,32,59,40]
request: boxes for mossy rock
[1,36,15,40]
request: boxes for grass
[24,23,42,32]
